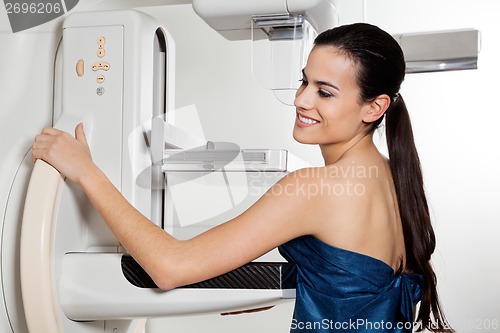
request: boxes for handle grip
[20,160,65,333]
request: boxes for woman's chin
[293,130,317,145]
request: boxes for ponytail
[385,96,453,332]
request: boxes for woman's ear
[362,94,391,123]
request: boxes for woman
[33,23,452,332]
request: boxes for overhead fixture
[393,29,480,74]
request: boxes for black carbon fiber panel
[121,254,296,289]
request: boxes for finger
[75,123,88,145]
[32,138,50,150]
[34,133,55,143]
[32,128,59,163]
[40,127,63,135]
[32,134,57,162]
[31,143,47,163]
[31,148,37,163]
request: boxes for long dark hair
[315,23,452,332]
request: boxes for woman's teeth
[298,114,318,125]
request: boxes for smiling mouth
[297,113,319,125]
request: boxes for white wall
[143,1,500,332]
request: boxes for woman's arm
[32,124,323,290]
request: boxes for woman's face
[293,45,370,146]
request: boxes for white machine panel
[61,25,124,189]
[20,10,171,333]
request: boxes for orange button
[91,62,110,71]
[97,36,106,48]
[76,59,84,77]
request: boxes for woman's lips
[297,113,319,126]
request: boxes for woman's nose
[294,85,314,110]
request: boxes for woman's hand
[32,123,97,185]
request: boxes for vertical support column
[150,30,167,229]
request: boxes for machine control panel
[67,29,120,98]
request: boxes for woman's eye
[318,89,333,98]
[299,78,308,86]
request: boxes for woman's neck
[320,133,373,165]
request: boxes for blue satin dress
[278,236,423,333]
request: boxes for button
[97,36,106,48]
[96,86,105,96]
[96,75,105,84]
[97,49,105,58]
[91,62,110,71]
[76,59,84,77]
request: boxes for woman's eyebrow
[302,69,340,92]
[316,80,340,92]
